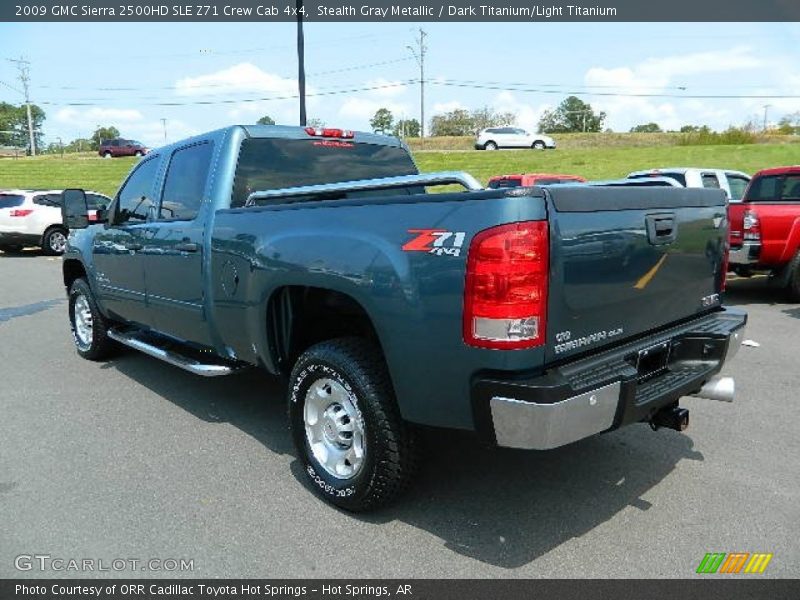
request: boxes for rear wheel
[134,150,143,157]
[786,252,800,302]
[532,140,546,150]
[42,227,68,255]
[103,151,112,159]
[288,337,417,511]
[68,278,117,360]
[483,141,497,150]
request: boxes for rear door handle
[175,242,199,253]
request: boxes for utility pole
[296,0,307,126]
[407,28,427,140]
[160,118,168,142]
[8,57,35,156]
[763,104,771,132]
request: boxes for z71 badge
[402,229,466,257]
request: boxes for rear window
[745,175,800,202]
[231,138,419,208]
[0,194,25,208]
[630,172,687,186]
[487,178,521,189]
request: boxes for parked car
[627,168,751,200]
[61,124,744,511]
[487,173,585,189]
[0,189,111,255]
[728,165,800,300]
[475,127,556,151]
[98,138,149,159]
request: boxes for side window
[726,175,750,201]
[701,173,721,189]
[116,157,160,224]
[86,194,109,210]
[159,142,214,221]
[33,194,60,207]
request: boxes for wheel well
[63,259,86,290]
[267,286,381,375]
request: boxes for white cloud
[584,46,763,131]
[431,100,466,114]
[363,78,408,98]
[175,62,297,96]
[338,98,411,127]
[55,107,144,125]
[491,91,551,133]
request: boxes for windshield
[745,174,800,202]
[231,138,419,207]
[0,194,25,208]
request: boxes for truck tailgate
[545,186,728,362]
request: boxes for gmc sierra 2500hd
[61,125,746,511]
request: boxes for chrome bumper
[729,242,760,265]
[490,382,621,450]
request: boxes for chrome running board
[108,328,240,377]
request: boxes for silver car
[475,127,556,151]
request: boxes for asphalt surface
[0,251,797,579]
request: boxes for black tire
[0,244,23,254]
[288,337,417,512]
[134,151,143,157]
[68,278,117,360]
[483,141,497,151]
[103,151,112,159]
[786,252,800,302]
[532,140,546,150]
[42,226,68,255]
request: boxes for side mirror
[61,189,89,229]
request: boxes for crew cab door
[140,140,214,345]
[92,155,160,326]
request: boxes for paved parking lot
[1,251,797,578]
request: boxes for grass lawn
[0,143,797,197]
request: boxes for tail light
[10,209,33,217]
[463,221,549,349]
[304,127,354,139]
[742,210,760,241]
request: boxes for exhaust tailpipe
[650,406,690,432]
[690,376,735,403]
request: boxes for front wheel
[288,338,417,511]
[483,141,497,150]
[134,151,143,157]
[42,227,68,255]
[68,278,117,360]
[103,152,112,159]
[532,140,546,150]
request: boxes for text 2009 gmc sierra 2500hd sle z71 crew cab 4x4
[60,125,746,511]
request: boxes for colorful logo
[696,552,773,574]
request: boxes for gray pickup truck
[61,125,746,511]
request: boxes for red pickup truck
[728,165,800,300]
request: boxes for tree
[470,106,516,132]
[429,109,474,136]
[370,108,394,134]
[256,115,276,125]
[538,96,606,133]
[392,118,420,138]
[0,102,46,151]
[777,112,800,134]
[307,118,325,128]
[630,122,663,133]
[91,126,120,150]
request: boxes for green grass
[1,143,798,196]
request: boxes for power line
[407,28,426,139]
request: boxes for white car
[0,189,111,255]
[627,168,751,201]
[475,127,556,151]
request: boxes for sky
[1,21,800,148]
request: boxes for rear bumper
[472,308,747,450]
[729,242,761,265]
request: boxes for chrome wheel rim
[304,378,365,480]
[73,294,93,347]
[49,231,67,253]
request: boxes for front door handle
[175,242,199,253]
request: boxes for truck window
[745,175,800,202]
[231,138,418,208]
[159,142,214,221]
[701,173,721,189]
[116,157,160,224]
[726,175,749,201]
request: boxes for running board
[108,329,240,377]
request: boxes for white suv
[475,127,556,151]
[627,168,751,201]
[0,189,111,255]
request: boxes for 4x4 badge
[402,229,467,257]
